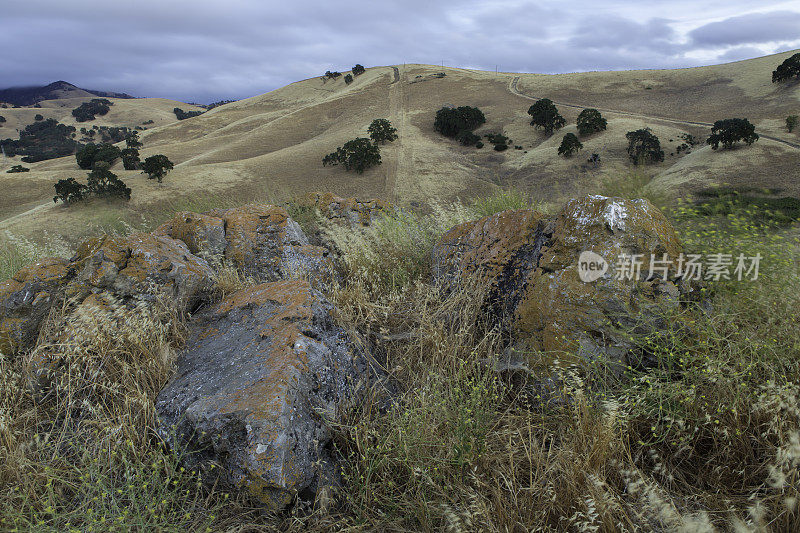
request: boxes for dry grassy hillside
[1,50,798,247]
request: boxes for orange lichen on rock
[156,279,364,510]
[154,211,226,259]
[432,195,701,371]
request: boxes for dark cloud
[0,1,798,103]
[689,11,800,46]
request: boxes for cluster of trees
[484,132,512,151]
[54,162,131,204]
[75,143,122,169]
[0,119,80,162]
[72,99,112,122]
[204,100,237,110]
[434,106,486,145]
[174,107,204,120]
[7,165,30,173]
[322,118,395,173]
[772,53,800,83]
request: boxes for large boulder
[156,280,365,510]
[0,258,75,355]
[156,205,332,283]
[433,195,700,372]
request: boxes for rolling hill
[0,80,135,106]
[1,50,798,247]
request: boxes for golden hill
[1,50,798,246]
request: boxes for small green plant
[34,113,43,121]
[786,115,798,133]
[558,132,583,157]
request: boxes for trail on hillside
[387,67,411,202]
[509,77,800,151]
[0,202,52,232]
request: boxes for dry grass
[1,193,799,531]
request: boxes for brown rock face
[157,205,332,282]
[303,192,391,227]
[0,258,75,354]
[433,195,700,371]
[156,280,365,509]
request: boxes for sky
[1,0,799,104]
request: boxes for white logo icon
[578,251,608,282]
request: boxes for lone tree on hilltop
[558,133,583,157]
[576,108,607,136]
[772,53,800,83]
[141,154,174,183]
[125,131,142,149]
[352,64,365,76]
[706,118,759,150]
[433,106,485,138]
[368,118,398,144]
[527,98,565,135]
[626,128,664,164]
[322,138,381,173]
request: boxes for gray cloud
[0,1,798,103]
[689,11,800,46]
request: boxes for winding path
[509,76,800,150]
[386,66,410,202]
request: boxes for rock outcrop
[156,205,333,282]
[302,192,391,227]
[433,195,700,372]
[156,279,365,509]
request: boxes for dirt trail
[509,76,800,150]
[386,66,411,202]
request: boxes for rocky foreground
[0,193,702,510]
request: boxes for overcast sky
[1,1,799,103]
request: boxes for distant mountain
[0,81,135,106]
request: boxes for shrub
[786,115,798,133]
[434,106,485,138]
[527,98,565,135]
[324,71,342,80]
[368,118,398,144]
[173,107,203,120]
[352,64,365,76]
[557,132,583,157]
[772,52,800,83]
[75,142,121,169]
[626,128,664,164]
[322,137,381,173]
[7,165,30,173]
[455,130,481,146]
[344,74,354,85]
[0,119,80,162]
[72,98,112,122]
[141,154,174,183]
[576,108,607,136]
[706,118,759,150]
[0,115,5,123]
[121,147,141,170]
[53,177,87,204]
[587,153,601,167]
[34,114,43,121]
[475,141,484,148]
